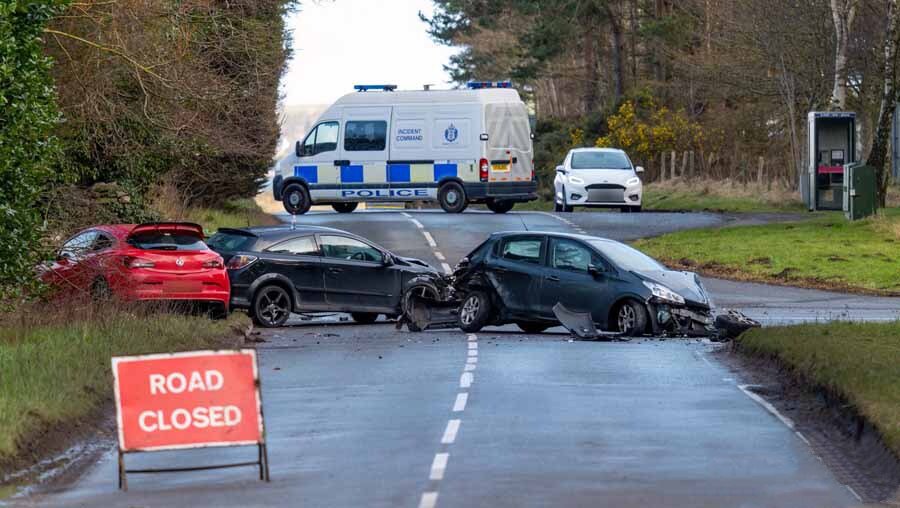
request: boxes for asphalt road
[20,208,898,508]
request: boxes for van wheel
[438,182,468,213]
[486,199,514,214]
[332,202,358,213]
[282,184,311,215]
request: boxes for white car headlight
[568,176,585,185]
[626,177,641,186]
[642,281,685,305]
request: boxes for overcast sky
[280,0,459,106]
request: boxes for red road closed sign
[112,350,263,452]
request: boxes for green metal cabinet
[842,164,877,220]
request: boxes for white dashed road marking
[429,453,449,480]
[441,419,461,444]
[453,393,468,412]
[404,213,478,508]
[418,492,439,508]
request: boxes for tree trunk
[582,21,599,115]
[866,0,898,207]
[829,0,858,110]
[605,3,625,104]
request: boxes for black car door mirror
[556,165,567,175]
[57,250,72,262]
[381,253,393,266]
[588,264,606,277]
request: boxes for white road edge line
[411,219,425,229]
[468,349,478,357]
[441,419,461,444]
[464,363,476,372]
[453,393,468,412]
[845,485,862,502]
[737,384,795,430]
[419,491,439,508]
[429,453,449,480]
[435,251,446,261]
[423,231,437,248]
[401,212,412,218]
[466,356,478,364]
[460,372,474,388]
[468,342,478,350]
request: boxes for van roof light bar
[354,84,397,92]
[466,81,513,89]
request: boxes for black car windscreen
[571,151,631,170]
[129,232,208,251]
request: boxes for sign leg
[262,443,271,482]
[118,450,128,491]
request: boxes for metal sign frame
[111,349,270,491]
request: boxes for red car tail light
[226,255,258,270]
[479,158,489,182]
[203,259,224,269]
[124,257,155,269]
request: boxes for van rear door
[339,107,391,200]
[484,102,534,187]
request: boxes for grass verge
[634,210,900,294]
[0,310,248,465]
[642,179,804,213]
[738,322,900,457]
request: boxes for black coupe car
[207,225,441,327]
[451,231,713,336]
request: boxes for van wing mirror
[295,141,302,158]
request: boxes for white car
[554,148,644,213]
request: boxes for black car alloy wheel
[458,291,491,333]
[253,285,292,328]
[615,299,648,336]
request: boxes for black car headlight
[642,281,685,305]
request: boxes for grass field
[0,311,246,462]
[634,210,900,294]
[738,322,900,456]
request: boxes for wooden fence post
[757,156,764,186]
[659,152,666,182]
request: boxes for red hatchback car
[42,222,230,316]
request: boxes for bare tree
[830,0,859,110]
[866,0,898,206]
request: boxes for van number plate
[491,163,510,172]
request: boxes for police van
[272,82,537,214]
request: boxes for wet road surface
[20,208,895,507]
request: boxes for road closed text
[113,351,263,451]
[137,370,241,432]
